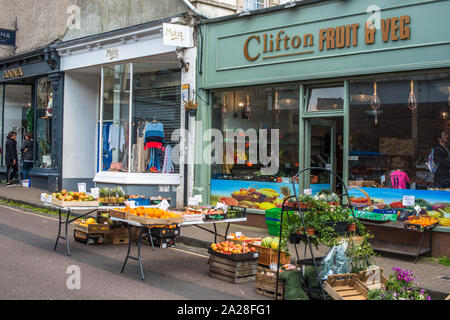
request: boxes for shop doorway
[304,118,344,194]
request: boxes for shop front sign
[163,23,193,48]
[3,67,23,79]
[243,15,411,62]
[0,28,16,46]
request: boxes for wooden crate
[105,227,129,245]
[356,267,388,290]
[256,267,285,300]
[323,274,368,300]
[248,243,290,267]
[74,230,106,245]
[74,222,110,234]
[127,214,183,226]
[209,254,258,284]
[52,198,99,207]
[109,209,127,220]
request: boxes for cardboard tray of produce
[127,214,183,226]
[51,198,99,208]
[208,247,259,262]
[203,213,227,221]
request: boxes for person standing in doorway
[21,132,34,181]
[5,131,18,186]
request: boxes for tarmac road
[0,205,270,300]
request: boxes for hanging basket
[187,108,197,117]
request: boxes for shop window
[130,64,181,174]
[36,78,52,169]
[2,84,32,167]
[100,63,131,172]
[349,73,450,191]
[306,86,344,112]
[99,61,181,174]
[211,85,299,181]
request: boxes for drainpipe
[182,0,209,19]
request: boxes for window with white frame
[243,0,267,10]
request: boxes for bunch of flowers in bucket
[368,267,431,300]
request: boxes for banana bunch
[258,188,279,198]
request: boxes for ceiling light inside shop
[351,94,371,103]
[279,90,299,109]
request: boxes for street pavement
[0,185,449,299]
[0,204,269,300]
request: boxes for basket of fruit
[51,190,99,207]
[248,236,290,267]
[209,241,259,261]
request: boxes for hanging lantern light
[408,80,418,111]
[221,96,228,116]
[370,82,382,125]
[242,94,251,119]
[273,90,281,121]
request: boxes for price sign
[304,189,312,195]
[157,199,170,211]
[216,202,228,213]
[188,197,199,206]
[78,183,87,193]
[402,196,415,207]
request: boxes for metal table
[45,203,149,256]
[112,216,248,281]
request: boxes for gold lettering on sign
[3,67,23,79]
[106,48,119,61]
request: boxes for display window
[211,85,299,181]
[349,72,450,190]
[99,61,181,174]
[36,77,53,169]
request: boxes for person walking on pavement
[21,132,34,181]
[433,130,450,188]
[5,131,18,186]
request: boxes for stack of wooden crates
[249,243,291,300]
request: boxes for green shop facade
[195,0,450,257]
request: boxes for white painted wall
[62,71,99,180]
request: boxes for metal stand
[274,167,356,300]
[121,224,146,281]
[53,207,98,256]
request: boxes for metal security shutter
[133,86,181,173]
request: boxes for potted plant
[184,99,198,117]
[346,233,376,273]
[347,217,358,232]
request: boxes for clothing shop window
[131,63,180,174]
[2,84,32,166]
[99,61,181,174]
[36,78,52,168]
[349,72,450,190]
[211,85,299,181]
[101,63,131,172]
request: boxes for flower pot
[306,228,316,235]
[289,233,301,244]
[187,108,197,117]
[325,221,349,236]
[347,223,357,232]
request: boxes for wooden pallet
[256,267,284,299]
[209,254,257,284]
[323,274,368,300]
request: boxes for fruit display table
[110,216,248,281]
[45,203,154,256]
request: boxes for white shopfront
[56,19,196,208]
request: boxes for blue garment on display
[102,122,113,171]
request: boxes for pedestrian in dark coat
[5,131,18,185]
[433,131,450,188]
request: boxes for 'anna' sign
[0,28,16,47]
